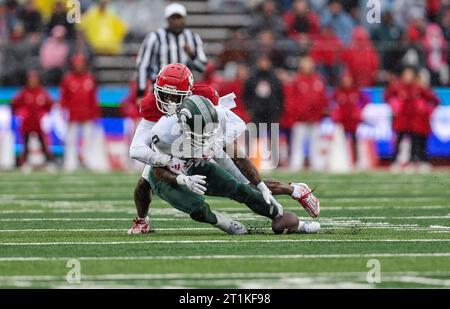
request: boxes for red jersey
[283,73,329,125]
[140,83,219,122]
[12,86,53,133]
[331,87,369,133]
[384,80,439,134]
[310,33,343,66]
[60,72,99,122]
[342,28,379,87]
[120,80,140,120]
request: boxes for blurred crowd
[217,0,450,87]
[0,0,143,86]
[1,0,448,171]
[201,0,446,170]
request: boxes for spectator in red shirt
[342,26,379,87]
[331,70,369,165]
[120,79,140,121]
[384,66,439,170]
[423,23,448,86]
[217,62,251,123]
[412,74,440,170]
[12,70,53,167]
[283,0,320,40]
[60,54,100,171]
[427,0,440,22]
[310,25,343,86]
[286,56,329,171]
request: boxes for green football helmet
[176,95,219,149]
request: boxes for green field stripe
[1,170,449,288]
[0,206,449,218]
[0,228,449,238]
[0,256,449,277]
[1,241,450,259]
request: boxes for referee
[136,2,208,101]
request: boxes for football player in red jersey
[128,63,320,234]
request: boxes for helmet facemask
[154,85,192,115]
[180,115,220,151]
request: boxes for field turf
[0,170,449,288]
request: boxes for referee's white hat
[165,3,187,18]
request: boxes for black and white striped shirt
[136,28,208,97]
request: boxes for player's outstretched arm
[224,140,282,211]
[130,119,171,166]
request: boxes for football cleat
[291,183,320,218]
[213,211,248,235]
[227,220,248,235]
[297,221,321,234]
[127,217,153,235]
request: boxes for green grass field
[0,170,449,288]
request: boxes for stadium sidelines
[1,239,450,246]
[1,253,450,261]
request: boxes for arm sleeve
[136,32,157,98]
[129,118,172,166]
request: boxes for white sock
[139,216,149,224]
[297,220,305,232]
[291,184,302,199]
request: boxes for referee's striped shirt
[136,28,208,97]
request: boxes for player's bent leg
[150,168,247,235]
[128,177,153,235]
[128,164,154,235]
[191,162,281,220]
[264,179,320,218]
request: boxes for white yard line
[0,228,214,233]
[0,271,449,282]
[0,205,449,214]
[1,225,449,233]
[1,239,450,246]
[382,276,450,287]
[1,214,449,222]
[1,253,450,262]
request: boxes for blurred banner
[0,87,450,169]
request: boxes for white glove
[168,157,187,174]
[176,174,207,195]
[256,182,284,216]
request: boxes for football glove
[176,174,207,195]
[168,157,187,174]
[257,182,284,216]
